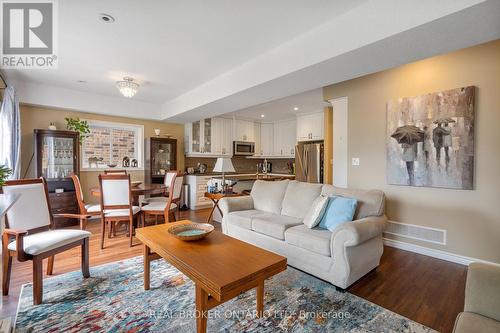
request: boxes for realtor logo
[1,0,58,68]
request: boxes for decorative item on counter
[198,163,207,174]
[107,164,117,168]
[88,157,104,168]
[212,157,235,194]
[187,167,195,174]
[131,159,138,167]
[65,117,90,143]
[48,122,57,130]
[154,129,161,136]
[122,156,130,167]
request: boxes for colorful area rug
[15,256,436,332]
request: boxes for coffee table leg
[144,244,150,290]
[256,280,264,318]
[195,284,208,333]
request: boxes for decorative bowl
[168,223,214,241]
[107,164,117,168]
[131,181,142,187]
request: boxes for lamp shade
[213,157,235,173]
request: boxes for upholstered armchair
[2,178,91,305]
[141,172,183,224]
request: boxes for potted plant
[0,165,12,188]
[65,117,90,143]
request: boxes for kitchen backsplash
[185,156,294,174]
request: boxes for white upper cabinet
[254,122,261,156]
[259,123,274,156]
[274,119,296,157]
[296,111,324,142]
[185,117,232,157]
[235,119,255,142]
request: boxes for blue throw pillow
[318,196,358,231]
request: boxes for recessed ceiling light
[260,114,265,118]
[98,13,115,23]
[293,107,299,111]
[77,80,87,83]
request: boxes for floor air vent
[384,221,446,245]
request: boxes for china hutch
[146,137,177,184]
[34,129,80,227]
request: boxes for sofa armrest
[331,215,387,247]
[219,196,254,215]
[464,262,500,322]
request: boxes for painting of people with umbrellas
[387,86,475,189]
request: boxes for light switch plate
[352,158,360,166]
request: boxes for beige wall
[323,40,500,263]
[20,105,185,204]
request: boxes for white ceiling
[227,89,326,122]
[4,0,500,122]
[5,0,361,103]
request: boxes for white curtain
[0,86,21,179]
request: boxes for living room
[0,1,499,333]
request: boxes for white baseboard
[382,237,497,266]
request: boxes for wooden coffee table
[136,221,287,333]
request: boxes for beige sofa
[453,262,500,333]
[220,180,386,289]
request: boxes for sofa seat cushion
[225,210,263,230]
[453,312,500,333]
[285,224,332,257]
[251,213,302,240]
[8,229,91,255]
[281,181,323,219]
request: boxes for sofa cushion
[321,185,385,219]
[251,180,290,215]
[303,194,329,228]
[251,213,302,240]
[225,210,263,230]
[318,196,358,231]
[285,224,332,257]
[453,312,500,333]
[281,181,323,219]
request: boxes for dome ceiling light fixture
[116,77,139,98]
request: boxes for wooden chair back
[104,169,128,175]
[98,174,133,212]
[2,178,53,232]
[71,174,87,214]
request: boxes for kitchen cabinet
[185,175,213,210]
[254,122,261,156]
[260,123,274,156]
[235,119,255,142]
[212,117,233,156]
[185,117,231,157]
[297,111,324,142]
[274,119,296,157]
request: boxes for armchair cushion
[7,229,91,255]
[104,206,140,217]
[85,204,101,213]
[464,262,500,322]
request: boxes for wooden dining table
[90,183,167,204]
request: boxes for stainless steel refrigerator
[295,142,324,183]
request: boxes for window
[81,120,144,170]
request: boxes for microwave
[233,141,255,156]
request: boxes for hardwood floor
[1,208,466,333]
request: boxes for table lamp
[213,157,235,193]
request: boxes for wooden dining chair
[2,178,91,305]
[104,169,128,175]
[98,174,141,248]
[58,174,101,230]
[141,173,183,224]
[144,170,177,204]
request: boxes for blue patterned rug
[15,256,436,332]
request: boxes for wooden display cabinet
[146,137,177,184]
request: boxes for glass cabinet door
[191,121,201,153]
[41,136,75,179]
[203,118,212,153]
[152,140,175,176]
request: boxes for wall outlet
[352,157,360,166]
